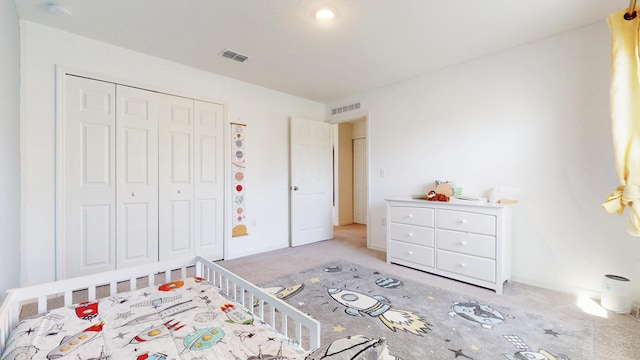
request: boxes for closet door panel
[197,198,217,248]
[116,85,159,268]
[168,200,192,253]
[123,128,151,182]
[171,134,191,182]
[159,94,194,260]
[82,205,112,266]
[123,203,152,259]
[83,124,111,184]
[194,100,224,259]
[62,76,116,279]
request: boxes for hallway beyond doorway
[333,223,366,243]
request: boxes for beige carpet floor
[219,224,640,359]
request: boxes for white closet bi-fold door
[158,94,193,260]
[60,75,223,279]
[193,100,224,259]
[117,85,159,269]
[62,76,117,278]
[157,95,224,260]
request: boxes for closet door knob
[177,189,182,194]
[131,192,136,197]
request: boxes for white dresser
[386,198,512,294]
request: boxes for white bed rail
[195,256,320,350]
[0,256,320,352]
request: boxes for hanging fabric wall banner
[231,122,248,237]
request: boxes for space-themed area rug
[258,262,594,360]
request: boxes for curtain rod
[626,0,637,20]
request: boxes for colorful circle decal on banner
[232,122,248,237]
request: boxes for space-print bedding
[1,276,310,360]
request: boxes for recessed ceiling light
[46,2,72,16]
[315,8,335,21]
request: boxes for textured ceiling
[15,0,628,102]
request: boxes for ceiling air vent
[331,102,361,116]
[219,49,249,63]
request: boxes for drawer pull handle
[459,219,468,224]
[408,251,414,255]
[460,241,467,246]
[407,214,414,218]
[460,263,466,268]
[408,232,413,237]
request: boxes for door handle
[292,186,299,191]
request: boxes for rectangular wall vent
[219,49,249,63]
[331,102,361,115]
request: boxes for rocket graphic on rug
[327,288,431,336]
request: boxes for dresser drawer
[390,223,434,247]
[437,250,496,283]
[389,206,434,227]
[389,240,434,267]
[437,209,496,236]
[436,229,496,259]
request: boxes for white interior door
[353,137,367,224]
[159,94,194,260]
[194,100,224,260]
[116,85,159,269]
[290,117,333,246]
[61,75,116,278]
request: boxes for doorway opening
[332,115,368,245]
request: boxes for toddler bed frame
[0,256,320,353]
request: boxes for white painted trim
[54,66,66,280]
[53,66,228,106]
[327,109,369,125]
[327,110,373,249]
[510,275,603,300]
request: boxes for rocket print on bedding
[0,277,308,360]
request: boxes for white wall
[330,22,640,299]
[20,21,325,286]
[0,1,21,299]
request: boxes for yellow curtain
[603,9,640,236]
